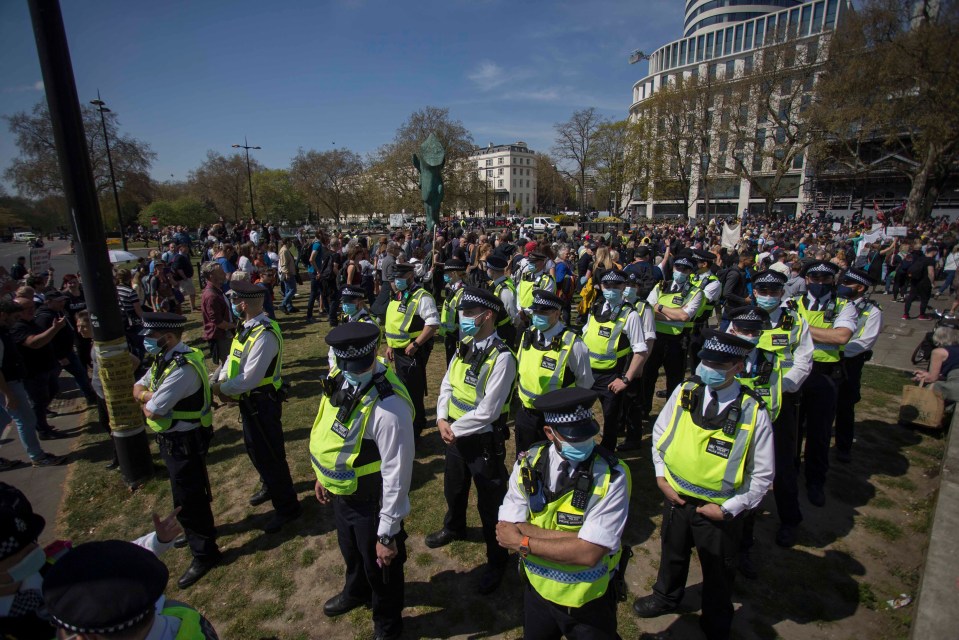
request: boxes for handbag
[898,382,945,428]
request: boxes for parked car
[13,232,37,243]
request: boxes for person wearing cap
[428,287,515,594]
[438,259,468,363]
[619,270,658,451]
[793,260,859,507]
[581,269,648,450]
[311,323,414,640]
[486,255,519,348]
[640,255,705,427]
[496,388,631,640]
[517,252,555,325]
[834,267,882,463]
[133,312,220,589]
[213,280,301,532]
[514,289,593,453]
[35,291,97,405]
[384,262,439,440]
[688,249,723,372]
[42,540,218,639]
[635,329,774,640]
[327,286,378,371]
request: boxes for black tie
[556,460,571,489]
[703,390,719,421]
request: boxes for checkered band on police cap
[226,281,267,298]
[542,405,593,425]
[331,339,377,361]
[804,261,840,276]
[753,270,788,287]
[730,307,767,324]
[458,288,502,312]
[673,256,697,270]
[701,333,752,358]
[340,285,366,299]
[531,290,562,310]
[140,313,186,331]
[841,268,873,287]
[601,270,626,284]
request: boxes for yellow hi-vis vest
[447,337,515,421]
[653,283,697,336]
[518,272,555,309]
[518,443,631,608]
[225,317,284,394]
[439,284,465,337]
[385,287,430,348]
[582,303,634,371]
[161,605,209,639]
[516,327,579,409]
[493,278,517,329]
[656,381,762,504]
[309,364,413,496]
[146,348,213,433]
[846,298,879,354]
[739,307,803,421]
[691,272,719,318]
[794,295,850,363]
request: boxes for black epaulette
[739,385,767,411]
[563,325,582,336]
[372,371,394,400]
[593,444,623,480]
[492,338,512,354]
[173,353,189,368]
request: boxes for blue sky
[1,0,680,190]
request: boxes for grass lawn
[57,305,947,640]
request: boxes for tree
[140,197,217,228]
[290,148,364,225]
[252,169,307,222]
[593,120,633,216]
[188,151,260,222]
[813,0,959,221]
[552,108,603,214]
[535,155,572,213]
[4,102,155,208]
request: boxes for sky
[0,0,681,191]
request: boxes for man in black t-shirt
[35,292,96,403]
[904,245,938,320]
[172,244,196,312]
[10,296,68,440]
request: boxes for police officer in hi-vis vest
[438,258,468,363]
[731,271,814,553]
[514,289,593,454]
[429,287,515,595]
[619,269,658,451]
[328,285,379,371]
[517,252,555,325]
[793,260,858,508]
[213,280,301,533]
[486,255,520,349]
[384,262,439,439]
[635,330,774,640]
[581,270,649,451]
[834,267,882,463]
[688,248,722,371]
[497,388,631,640]
[133,312,219,589]
[640,255,704,426]
[311,323,414,640]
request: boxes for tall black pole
[244,138,256,221]
[91,92,127,250]
[27,0,152,487]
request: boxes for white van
[13,232,37,243]
[531,217,560,233]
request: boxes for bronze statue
[412,133,445,232]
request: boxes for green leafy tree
[252,169,307,222]
[140,197,217,228]
[188,151,261,222]
[290,148,364,225]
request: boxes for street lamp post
[232,137,260,222]
[89,92,127,250]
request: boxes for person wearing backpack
[903,244,938,320]
[305,231,326,324]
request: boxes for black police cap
[533,388,599,442]
[226,280,267,299]
[698,328,756,363]
[138,312,187,336]
[0,483,45,561]
[325,323,380,373]
[457,286,503,313]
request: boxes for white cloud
[468,61,508,91]
[3,80,44,93]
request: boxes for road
[0,238,152,283]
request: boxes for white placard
[29,247,50,274]
[832,222,841,231]
[887,226,908,237]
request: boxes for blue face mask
[673,271,688,284]
[808,282,832,299]
[531,313,552,331]
[5,546,46,583]
[231,303,243,317]
[696,362,730,388]
[395,278,409,291]
[443,274,452,284]
[459,313,484,336]
[342,369,373,388]
[603,288,623,305]
[837,285,855,299]
[341,302,357,316]
[526,263,537,273]
[755,294,781,311]
[623,286,637,302]
[557,436,595,463]
[734,332,761,345]
[143,337,164,355]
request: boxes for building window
[708,63,718,80]
[498,168,503,175]
[744,22,754,50]
[498,179,503,188]
[755,17,765,46]
[526,168,530,176]
[526,180,530,188]
[705,32,714,59]
[486,159,492,166]
[766,15,776,42]
[512,168,516,175]
[825,0,838,30]
[487,170,493,177]
[725,60,735,78]
[680,40,687,66]
[734,24,743,52]
[498,157,504,164]
[800,4,812,36]
[806,40,819,63]
[696,35,704,62]
[793,154,804,170]
[812,1,825,33]
[744,54,754,73]
[724,28,733,57]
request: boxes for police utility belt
[156,427,213,458]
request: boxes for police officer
[496,388,631,640]
[384,263,440,439]
[834,267,882,463]
[327,285,378,371]
[213,280,301,533]
[517,252,555,324]
[487,255,519,348]
[619,270,657,451]
[438,258,468,363]
[581,270,648,450]
[794,261,858,507]
[312,323,414,640]
[635,330,774,640]
[427,287,515,593]
[688,248,722,371]
[43,540,218,639]
[640,255,704,426]
[514,290,593,454]
[133,312,219,588]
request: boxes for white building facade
[469,142,538,216]
[628,0,848,219]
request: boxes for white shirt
[764,305,814,394]
[499,444,629,553]
[493,276,519,321]
[137,343,203,433]
[528,321,594,389]
[581,302,648,355]
[652,381,774,517]
[803,292,859,334]
[647,283,704,321]
[237,255,256,273]
[436,333,516,437]
[406,287,440,326]
[249,230,260,245]
[843,298,883,357]
[217,313,280,396]
[698,272,722,305]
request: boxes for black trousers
[393,341,432,437]
[323,280,340,326]
[444,334,458,364]
[622,375,645,441]
[333,497,407,638]
[798,370,838,489]
[652,499,743,640]
[687,321,708,373]
[523,581,618,640]
[640,333,689,418]
[835,353,868,454]
[441,431,509,566]
[157,430,219,560]
[904,278,932,316]
[591,371,625,450]
[24,367,59,433]
[498,323,517,351]
[239,392,299,516]
[514,405,545,455]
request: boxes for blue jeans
[938,270,956,295]
[62,350,96,399]
[2,380,45,460]
[281,276,297,310]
